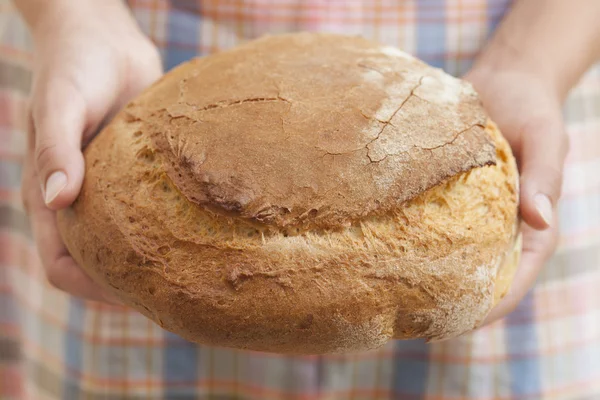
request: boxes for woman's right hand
[20,0,163,303]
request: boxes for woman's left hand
[463,65,569,325]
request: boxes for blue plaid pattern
[2,0,600,399]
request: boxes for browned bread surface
[57,32,520,354]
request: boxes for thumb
[519,117,569,230]
[32,76,87,210]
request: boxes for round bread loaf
[57,32,521,354]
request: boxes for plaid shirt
[1,1,600,399]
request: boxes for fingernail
[534,193,553,227]
[44,171,67,205]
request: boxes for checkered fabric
[1,0,600,399]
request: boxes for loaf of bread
[57,32,520,354]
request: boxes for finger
[483,251,541,325]
[21,110,36,214]
[518,117,569,230]
[29,198,120,304]
[25,148,119,305]
[49,254,122,305]
[32,74,87,210]
[483,216,558,324]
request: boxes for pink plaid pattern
[1,1,600,399]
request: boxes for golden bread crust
[57,33,519,354]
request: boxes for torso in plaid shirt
[1,1,600,399]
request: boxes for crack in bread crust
[365,76,425,162]
[182,96,291,112]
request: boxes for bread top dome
[124,32,497,231]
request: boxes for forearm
[14,0,136,38]
[472,0,600,100]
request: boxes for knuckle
[139,39,160,61]
[528,163,564,200]
[34,140,59,173]
[129,42,163,79]
[145,45,161,64]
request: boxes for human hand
[20,1,163,303]
[464,66,569,325]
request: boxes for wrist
[468,0,600,104]
[26,0,136,42]
[469,39,566,103]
